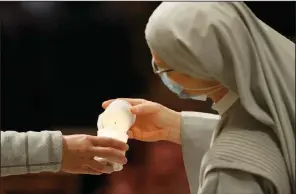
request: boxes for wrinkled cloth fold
[146,2,295,193]
[1,130,63,177]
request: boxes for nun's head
[145,2,230,102]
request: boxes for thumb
[130,103,161,115]
[127,131,134,139]
[102,99,115,109]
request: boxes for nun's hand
[102,99,181,144]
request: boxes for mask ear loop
[181,85,225,101]
[183,84,224,91]
[202,85,225,96]
[164,72,223,91]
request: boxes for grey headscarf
[145,1,295,191]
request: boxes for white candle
[94,99,136,171]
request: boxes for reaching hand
[102,99,181,144]
[61,134,128,175]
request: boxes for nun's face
[152,52,228,102]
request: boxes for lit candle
[94,99,136,171]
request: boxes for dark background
[1,2,295,194]
[1,2,295,130]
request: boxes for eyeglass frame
[151,59,174,74]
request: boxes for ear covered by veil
[145,2,295,190]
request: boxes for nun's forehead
[146,2,220,81]
[151,46,214,81]
[146,31,213,81]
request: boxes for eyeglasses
[151,59,174,74]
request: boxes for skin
[61,134,128,175]
[103,98,181,144]
[152,52,228,102]
[102,52,230,144]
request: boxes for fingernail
[124,145,129,151]
[131,107,139,113]
[122,157,128,164]
[105,168,113,174]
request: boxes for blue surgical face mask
[159,73,223,101]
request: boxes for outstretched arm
[1,130,63,177]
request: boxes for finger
[86,160,114,174]
[130,103,161,115]
[102,98,145,109]
[130,127,168,142]
[80,166,103,175]
[88,136,129,151]
[129,128,142,140]
[90,147,127,165]
[141,130,169,141]
[127,131,134,139]
[102,99,116,109]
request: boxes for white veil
[145,2,295,190]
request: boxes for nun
[103,2,295,194]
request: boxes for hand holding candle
[95,99,136,171]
